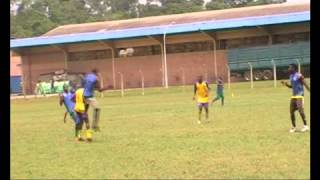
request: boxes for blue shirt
[63,92,75,112]
[83,73,97,97]
[290,72,304,96]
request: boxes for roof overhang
[10,11,310,49]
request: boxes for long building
[10,2,310,94]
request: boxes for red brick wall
[21,50,227,94]
[69,50,228,89]
[22,52,65,94]
[167,50,228,85]
[10,55,22,76]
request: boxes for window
[273,32,310,44]
[116,45,161,58]
[116,41,214,58]
[226,36,269,49]
[167,41,213,54]
[68,49,112,62]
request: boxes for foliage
[10,0,286,38]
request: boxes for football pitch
[11,80,310,179]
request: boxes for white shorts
[84,97,99,109]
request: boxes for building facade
[11,2,310,94]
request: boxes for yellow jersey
[74,88,85,113]
[196,81,209,103]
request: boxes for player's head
[289,64,298,73]
[218,76,223,80]
[92,68,99,75]
[63,84,69,93]
[198,75,203,83]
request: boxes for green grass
[11,80,310,179]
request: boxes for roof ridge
[42,2,309,36]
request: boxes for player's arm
[206,82,210,91]
[281,81,292,88]
[59,94,64,106]
[95,79,108,92]
[300,75,310,92]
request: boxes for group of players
[60,63,310,142]
[193,64,310,133]
[60,69,106,142]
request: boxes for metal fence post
[180,67,186,92]
[226,64,231,89]
[139,70,145,96]
[248,62,253,89]
[295,59,301,73]
[271,59,277,88]
[118,72,124,97]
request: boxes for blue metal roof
[10,11,309,49]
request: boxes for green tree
[10,0,287,38]
[11,8,56,37]
[206,0,230,10]
[160,0,204,14]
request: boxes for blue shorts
[76,112,88,124]
[197,102,209,108]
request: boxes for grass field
[11,80,310,179]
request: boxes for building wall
[10,54,22,76]
[21,52,65,94]
[20,49,227,94]
[166,50,228,85]
[70,50,228,89]
[15,23,308,94]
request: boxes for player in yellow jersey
[193,76,210,124]
[74,86,93,142]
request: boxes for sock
[299,110,307,126]
[93,108,101,129]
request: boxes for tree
[11,8,56,37]
[10,0,287,38]
[206,0,285,10]
[206,0,230,10]
[137,2,163,17]
[159,0,204,14]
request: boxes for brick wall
[21,50,227,94]
[10,55,22,76]
[21,52,65,94]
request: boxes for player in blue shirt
[83,69,107,132]
[59,84,82,139]
[281,64,310,133]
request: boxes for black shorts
[290,98,304,111]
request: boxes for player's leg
[211,96,220,104]
[289,99,297,133]
[198,103,203,124]
[75,112,84,141]
[68,110,80,137]
[82,112,93,141]
[204,103,209,120]
[90,98,101,131]
[69,111,78,123]
[221,93,224,106]
[85,102,90,113]
[297,98,309,132]
[63,111,68,123]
